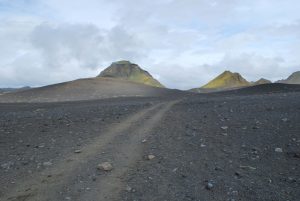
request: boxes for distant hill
[98,61,164,88]
[201,71,250,89]
[253,78,272,85]
[0,77,182,103]
[0,86,31,94]
[276,71,300,84]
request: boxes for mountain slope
[201,71,250,89]
[98,61,164,88]
[253,78,272,85]
[0,77,181,103]
[277,71,300,84]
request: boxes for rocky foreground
[0,84,300,201]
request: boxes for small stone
[206,181,214,190]
[282,118,288,122]
[126,185,132,192]
[275,148,283,153]
[74,150,81,153]
[221,126,228,130]
[43,161,53,166]
[97,162,113,171]
[142,139,147,143]
[147,154,155,160]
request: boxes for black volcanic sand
[1,84,300,201]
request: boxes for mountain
[98,61,164,88]
[276,71,300,84]
[253,78,272,85]
[201,71,250,89]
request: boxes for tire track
[3,100,179,201]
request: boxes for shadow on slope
[0,77,185,103]
[214,83,300,95]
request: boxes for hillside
[201,71,250,89]
[0,77,181,103]
[277,71,300,84]
[98,61,164,88]
[253,78,272,85]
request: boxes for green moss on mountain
[201,71,250,89]
[98,61,164,88]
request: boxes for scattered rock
[1,162,14,170]
[97,162,113,171]
[275,148,283,153]
[239,165,256,170]
[234,171,242,178]
[147,154,155,160]
[126,185,132,192]
[282,118,288,122]
[206,181,214,190]
[142,139,147,143]
[221,126,228,130]
[43,161,53,166]
[74,150,81,153]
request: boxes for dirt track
[1,84,300,201]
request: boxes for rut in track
[3,100,179,201]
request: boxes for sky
[0,0,299,89]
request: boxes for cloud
[0,19,145,87]
[0,0,299,89]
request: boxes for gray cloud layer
[0,0,299,89]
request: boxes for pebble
[126,185,132,192]
[97,162,113,171]
[206,181,214,190]
[43,161,53,166]
[147,154,156,160]
[282,118,288,122]
[221,126,228,130]
[74,150,82,153]
[275,148,283,153]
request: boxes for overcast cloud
[0,0,299,89]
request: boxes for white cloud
[0,0,300,89]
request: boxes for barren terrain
[0,84,300,201]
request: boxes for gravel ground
[0,84,299,201]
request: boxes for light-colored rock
[43,161,53,166]
[126,185,132,192]
[275,148,283,153]
[74,150,81,153]
[147,154,155,160]
[97,162,113,171]
[206,181,214,190]
[221,126,228,130]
